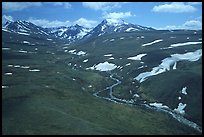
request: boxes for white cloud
[82,2,126,11]
[3,2,42,12]
[158,20,202,30]
[47,2,71,9]
[103,12,135,19]
[27,17,97,28]
[27,18,71,28]
[74,18,98,28]
[152,2,197,13]
[183,20,202,29]
[186,2,202,5]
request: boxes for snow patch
[20,66,30,69]
[88,85,92,88]
[23,41,30,44]
[127,53,147,61]
[149,102,169,109]
[29,69,40,72]
[104,54,112,57]
[125,27,139,32]
[137,65,147,69]
[171,42,202,47]
[83,59,88,63]
[133,94,140,98]
[125,63,131,66]
[142,39,163,47]
[68,49,76,53]
[2,47,10,50]
[135,49,202,83]
[108,57,114,60]
[87,61,117,71]
[4,73,12,75]
[17,32,30,35]
[77,51,86,56]
[2,86,9,89]
[181,87,187,95]
[14,65,20,68]
[174,103,186,114]
[19,50,28,53]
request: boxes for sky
[2,2,202,30]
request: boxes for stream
[93,73,202,133]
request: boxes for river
[93,73,202,133]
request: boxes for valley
[2,19,202,135]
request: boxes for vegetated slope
[2,28,202,134]
[65,30,202,130]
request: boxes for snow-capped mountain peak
[2,18,156,44]
[2,15,14,27]
[83,18,155,39]
[105,18,128,26]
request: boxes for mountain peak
[74,24,81,28]
[104,18,128,26]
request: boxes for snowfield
[142,39,163,47]
[127,53,147,60]
[87,61,117,71]
[135,49,202,83]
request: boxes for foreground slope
[2,29,202,134]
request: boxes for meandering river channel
[93,73,202,133]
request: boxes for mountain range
[2,18,156,43]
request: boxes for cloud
[2,2,42,12]
[152,2,197,13]
[74,18,98,28]
[158,19,202,30]
[47,2,71,9]
[27,17,98,28]
[183,20,202,29]
[186,2,202,5]
[27,18,71,28]
[82,2,126,11]
[103,12,135,19]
